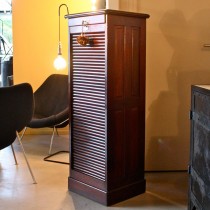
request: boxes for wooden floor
[0,134,188,210]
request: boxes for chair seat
[28,107,69,128]
[28,114,57,128]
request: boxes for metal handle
[82,20,89,32]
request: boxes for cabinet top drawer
[66,9,150,27]
[68,14,105,27]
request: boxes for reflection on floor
[0,134,188,210]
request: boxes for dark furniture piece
[22,74,69,164]
[0,83,36,183]
[67,9,149,205]
[189,85,210,209]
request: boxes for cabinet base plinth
[68,177,146,206]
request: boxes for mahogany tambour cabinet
[189,85,210,209]
[66,9,150,206]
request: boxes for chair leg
[11,144,18,165]
[20,127,27,140]
[44,126,69,165]
[55,128,59,136]
[44,151,69,165]
[16,127,27,145]
[16,131,37,184]
[49,126,55,155]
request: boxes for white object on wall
[106,0,119,9]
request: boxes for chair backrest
[34,74,68,117]
[0,83,34,150]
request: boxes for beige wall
[119,0,140,12]
[120,0,210,170]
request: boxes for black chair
[22,74,69,164]
[0,83,37,184]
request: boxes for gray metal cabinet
[189,85,210,209]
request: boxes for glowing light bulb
[53,54,67,70]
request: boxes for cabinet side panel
[107,15,146,189]
[108,110,125,179]
[112,26,125,98]
[131,26,140,96]
[107,22,126,185]
[125,26,145,178]
[125,107,144,176]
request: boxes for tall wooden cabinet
[66,9,149,206]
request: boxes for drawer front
[69,14,105,27]
[69,23,105,34]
